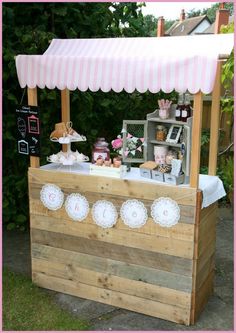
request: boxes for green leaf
[7,223,16,231]
[16,214,27,224]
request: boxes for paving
[3,207,234,331]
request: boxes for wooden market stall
[16,33,233,325]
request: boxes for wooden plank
[32,272,191,325]
[61,89,70,152]
[196,254,215,291]
[190,92,203,188]
[198,232,216,259]
[196,240,215,275]
[29,188,196,227]
[31,214,194,259]
[200,203,218,223]
[191,270,214,324]
[29,198,195,237]
[199,210,217,241]
[29,185,196,225]
[198,211,216,257]
[29,182,196,225]
[27,88,40,168]
[208,62,222,175]
[32,258,191,308]
[31,228,193,276]
[28,168,197,206]
[190,191,202,323]
[31,243,193,293]
[190,192,217,324]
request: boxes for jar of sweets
[156,125,167,141]
[92,137,110,163]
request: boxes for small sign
[16,105,40,156]
[18,140,29,155]
[28,115,40,134]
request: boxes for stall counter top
[39,163,226,208]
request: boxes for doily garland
[92,200,118,228]
[65,193,89,221]
[120,199,148,228]
[40,184,64,210]
[151,197,180,227]
[39,183,181,228]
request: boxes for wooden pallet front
[28,168,216,325]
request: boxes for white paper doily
[120,199,148,228]
[92,200,118,228]
[40,184,64,210]
[65,193,89,221]
[151,197,180,227]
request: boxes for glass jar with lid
[92,137,110,163]
[156,125,167,141]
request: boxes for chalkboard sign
[16,105,40,156]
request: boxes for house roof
[166,15,211,36]
[201,15,234,34]
[202,22,215,34]
[15,34,234,94]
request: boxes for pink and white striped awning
[16,33,233,94]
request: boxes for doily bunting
[39,184,180,228]
[92,200,118,228]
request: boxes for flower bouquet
[111,133,144,159]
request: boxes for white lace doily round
[40,184,64,210]
[92,200,118,228]
[151,197,180,227]
[65,193,89,221]
[120,199,148,228]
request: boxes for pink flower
[112,138,123,149]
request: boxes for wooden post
[208,62,222,175]
[190,92,203,188]
[61,89,70,152]
[27,87,40,168]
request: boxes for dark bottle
[175,94,184,121]
[181,93,191,122]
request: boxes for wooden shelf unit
[149,140,182,148]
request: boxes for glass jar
[92,137,110,163]
[159,108,170,120]
[156,125,167,141]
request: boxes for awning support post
[190,91,203,188]
[61,89,70,152]
[208,62,222,175]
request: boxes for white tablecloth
[199,174,226,208]
[40,163,226,209]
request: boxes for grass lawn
[3,269,90,331]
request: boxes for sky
[141,2,218,20]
